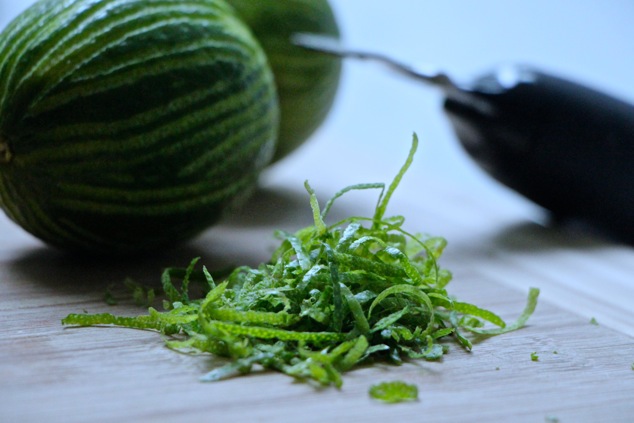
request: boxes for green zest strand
[62,134,540,389]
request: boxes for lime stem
[0,140,11,164]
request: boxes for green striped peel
[227,0,342,161]
[0,0,279,253]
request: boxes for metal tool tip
[291,33,459,92]
[291,33,343,54]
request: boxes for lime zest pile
[369,381,419,403]
[62,134,539,388]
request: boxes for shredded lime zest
[369,381,419,403]
[62,134,539,388]
[103,279,157,307]
[531,351,539,362]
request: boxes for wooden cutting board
[1,167,633,423]
[2,2,634,421]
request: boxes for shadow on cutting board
[490,218,622,253]
[3,184,342,297]
[5,182,622,298]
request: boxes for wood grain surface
[1,2,633,422]
[1,159,633,422]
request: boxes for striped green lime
[227,0,342,161]
[0,0,279,253]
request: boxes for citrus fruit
[0,0,278,253]
[227,0,342,161]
